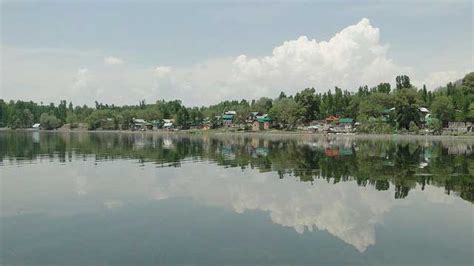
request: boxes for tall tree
[395,88,420,129]
[396,75,412,90]
[431,96,454,127]
[294,88,319,121]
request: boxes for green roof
[256,116,272,122]
[222,114,234,120]
[339,118,353,124]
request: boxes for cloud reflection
[149,164,404,252]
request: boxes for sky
[1,0,472,106]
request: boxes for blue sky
[1,0,472,106]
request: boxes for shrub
[40,113,61,130]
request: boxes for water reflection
[1,132,473,265]
[1,131,473,203]
[149,165,397,252]
[149,164,463,252]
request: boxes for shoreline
[2,128,474,141]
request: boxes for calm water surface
[1,131,473,266]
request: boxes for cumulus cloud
[152,18,407,104]
[144,161,465,253]
[148,165,395,252]
[1,18,469,105]
[230,18,399,92]
[104,56,125,65]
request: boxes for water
[1,131,473,266]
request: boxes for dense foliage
[1,73,473,131]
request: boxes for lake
[1,131,473,266]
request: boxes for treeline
[1,72,473,131]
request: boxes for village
[126,107,473,135]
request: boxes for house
[132,118,152,131]
[222,111,236,127]
[32,123,40,130]
[338,118,353,124]
[338,118,354,130]
[325,115,339,124]
[325,148,339,157]
[419,107,431,125]
[162,119,174,130]
[247,111,262,123]
[328,117,354,133]
[252,114,272,131]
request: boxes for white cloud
[154,17,467,103]
[420,70,463,90]
[147,18,409,104]
[143,160,464,253]
[1,18,469,105]
[104,56,125,65]
[222,18,405,99]
[148,164,395,252]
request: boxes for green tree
[176,107,190,129]
[421,85,428,103]
[431,96,455,127]
[22,109,34,127]
[252,97,273,113]
[278,91,287,100]
[395,88,421,129]
[467,102,474,122]
[462,72,474,88]
[58,100,67,122]
[40,113,61,130]
[359,99,384,118]
[334,87,344,115]
[396,75,412,90]
[360,93,396,118]
[294,88,319,121]
[427,117,442,134]
[408,121,419,133]
[376,83,391,94]
[269,98,305,129]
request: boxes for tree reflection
[1,131,473,203]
